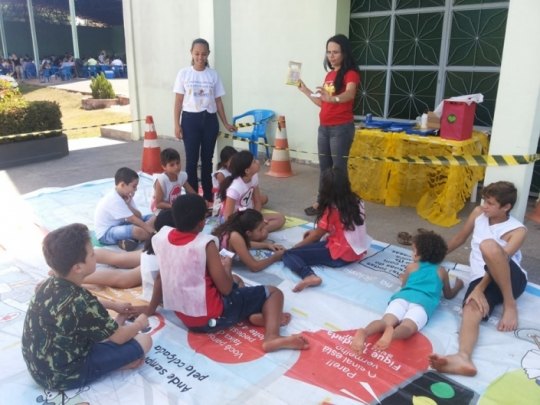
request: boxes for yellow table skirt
[348,129,489,227]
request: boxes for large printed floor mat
[0,175,539,404]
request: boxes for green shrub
[90,73,116,99]
[0,100,62,143]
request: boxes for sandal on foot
[304,206,319,216]
[397,231,412,245]
[118,239,139,252]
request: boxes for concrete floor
[1,136,539,284]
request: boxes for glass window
[350,0,509,126]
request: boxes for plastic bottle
[420,112,428,129]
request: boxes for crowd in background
[0,50,126,81]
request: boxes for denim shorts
[64,339,144,390]
[190,285,269,333]
[98,214,153,245]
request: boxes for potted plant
[81,73,118,110]
[0,79,68,169]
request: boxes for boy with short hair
[151,194,309,353]
[21,223,152,391]
[151,148,196,212]
[94,167,155,251]
[429,181,527,376]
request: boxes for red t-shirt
[168,230,224,328]
[319,69,360,126]
[318,206,366,262]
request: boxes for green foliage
[0,78,63,142]
[0,79,28,111]
[90,73,116,99]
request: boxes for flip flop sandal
[304,206,319,216]
[397,231,412,245]
[118,239,139,252]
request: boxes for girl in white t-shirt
[173,38,236,208]
[220,150,284,232]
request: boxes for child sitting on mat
[150,194,308,352]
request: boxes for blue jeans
[317,122,355,196]
[283,241,351,279]
[181,111,219,201]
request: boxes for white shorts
[385,298,428,331]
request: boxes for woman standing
[298,34,360,216]
[173,38,236,207]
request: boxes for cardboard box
[440,100,476,141]
[427,111,440,129]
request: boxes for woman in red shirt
[298,34,360,216]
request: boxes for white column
[484,0,540,221]
[0,7,7,58]
[68,0,80,59]
[26,0,40,65]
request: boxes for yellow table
[348,129,489,227]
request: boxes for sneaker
[118,239,139,251]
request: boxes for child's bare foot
[428,353,477,376]
[249,312,292,327]
[293,275,322,292]
[373,325,393,351]
[262,334,309,352]
[498,304,518,331]
[351,329,366,352]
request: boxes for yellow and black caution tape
[0,118,145,140]
[219,131,540,167]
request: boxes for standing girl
[173,38,236,208]
[220,150,285,232]
[298,34,360,216]
[212,209,285,273]
[283,167,371,292]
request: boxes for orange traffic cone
[267,115,293,178]
[527,199,540,224]
[141,115,163,175]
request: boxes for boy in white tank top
[429,181,527,377]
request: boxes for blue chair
[232,109,274,160]
[60,66,73,81]
[112,65,124,78]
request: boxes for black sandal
[397,232,412,246]
[118,239,139,251]
[304,206,319,216]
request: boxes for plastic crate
[440,101,476,141]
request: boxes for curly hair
[212,209,263,249]
[42,223,90,277]
[412,231,448,264]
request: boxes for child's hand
[111,301,134,315]
[454,277,464,291]
[232,274,245,288]
[220,255,232,273]
[267,243,285,252]
[134,314,149,331]
[273,249,285,260]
